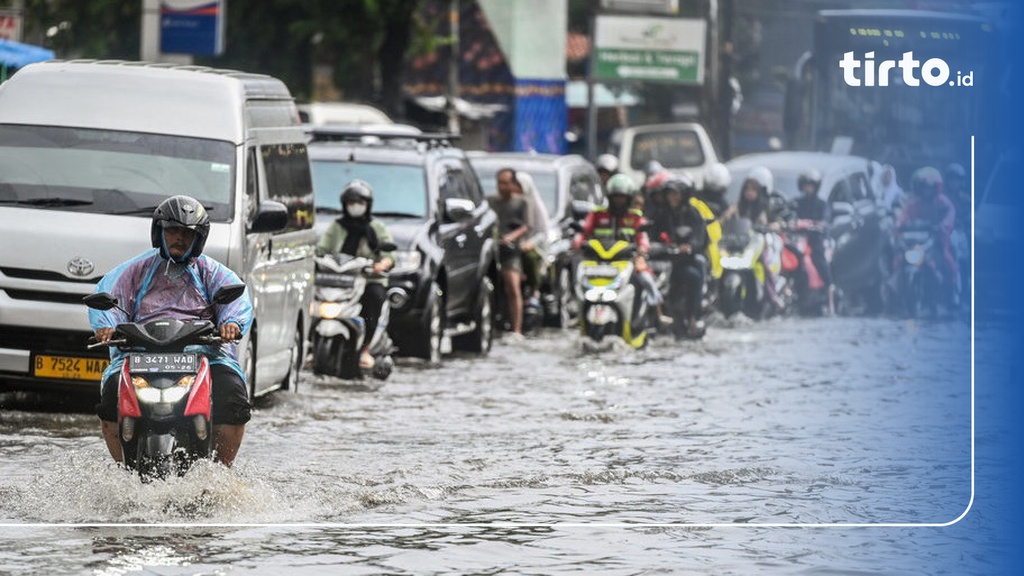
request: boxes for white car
[608,122,720,188]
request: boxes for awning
[0,39,55,70]
[412,96,507,120]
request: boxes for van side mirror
[250,200,289,233]
[443,198,476,222]
[212,284,247,305]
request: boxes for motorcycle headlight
[162,387,189,404]
[905,248,925,266]
[136,386,162,404]
[318,301,345,319]
[391,250,422,274]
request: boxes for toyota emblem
[67,257,95,278]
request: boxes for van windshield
[0,124,235,221]
[629,129,705,171]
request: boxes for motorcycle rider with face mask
[90,195,254,467]
[317,180,396,369]
[793,168,836,315]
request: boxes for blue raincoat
[88,249,253,382]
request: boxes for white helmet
[744,166,773,193]
[704,163,731,192]
[596,154,619,174]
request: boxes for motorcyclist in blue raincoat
[90,195,254,467]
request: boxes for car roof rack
[308,126,459,149]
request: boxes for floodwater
[0,314,1013,575]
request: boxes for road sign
[160,0,225,56]
[594,15,705,84]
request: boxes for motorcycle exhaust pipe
[193,415,208,441]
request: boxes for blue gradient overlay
[971,5,1022,572]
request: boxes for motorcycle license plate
[33,354,109,381]
[129,353,198,373]
[583,264,621,277]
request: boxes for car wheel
[409,282,444,365]
[454,276,494,354]
[283,320,303,392]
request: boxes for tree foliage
[16,0,423,116]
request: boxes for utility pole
[140,0,192,64]
[446,0,461,136]
[585,1,598,161]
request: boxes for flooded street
[1,315,1008,574]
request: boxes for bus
[784,9,999,185]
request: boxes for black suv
[309,129,498,363]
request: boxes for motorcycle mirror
[212,284,247,305]
[82,292,120,311]
[570,200,594,221]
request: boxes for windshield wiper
[316,206,343,215]
[109,204,216,216]
[374,210,423,218]
[0,197,94,207]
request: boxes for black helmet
[944,163,966,182]
[663,173,696,197]
[340,179,374,217]
[798,168,822,194]
[151,195,210,262]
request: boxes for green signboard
[593,15,706,84]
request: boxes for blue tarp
[0,39,55,70]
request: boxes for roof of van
[0,60,299,142]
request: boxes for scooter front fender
[316,318,352,340]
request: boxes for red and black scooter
[84,284,246,481]
[780,219,835,316]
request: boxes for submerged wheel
[548,266,574,328]
[408,282,444,365]
[718,273,743,318]
[283,320,303,392]
[453,277,494,355]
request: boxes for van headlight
[392,250,422,274]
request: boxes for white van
[609,122,720,188]
[0,60,316,397]
[297,101,393,126]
